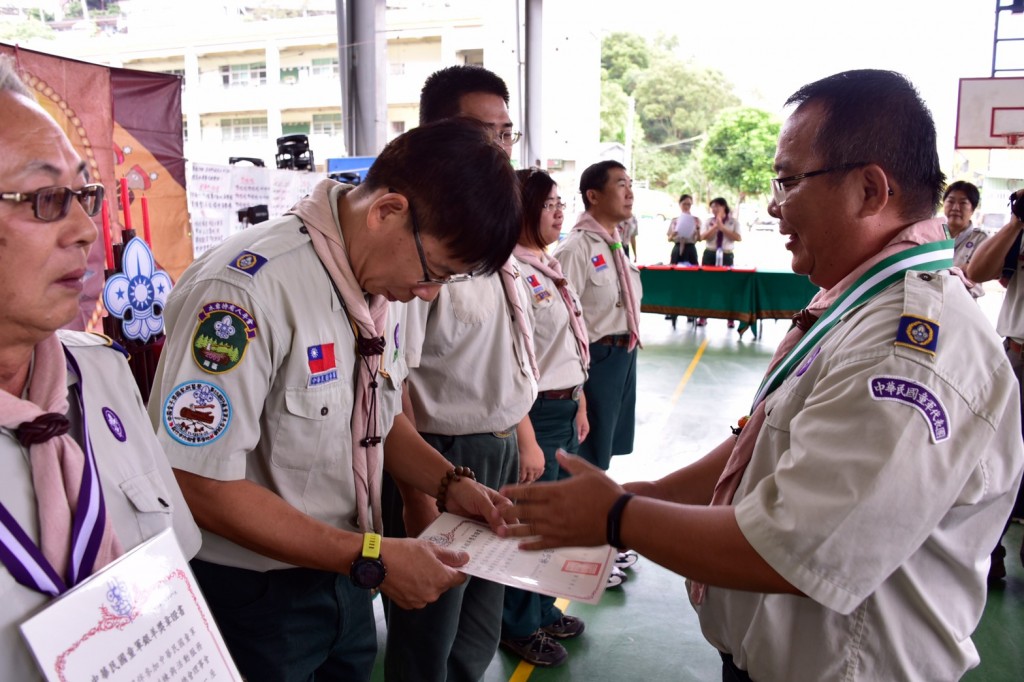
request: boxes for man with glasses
[381,65,546,679]
[148,118,521,682]
[0,56,202,679]
[501,70,1024,681]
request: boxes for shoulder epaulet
[893,271,943,360]
[221,216,310,279]
[56,330,131,358]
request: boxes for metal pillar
[337,0,386,156]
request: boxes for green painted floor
[372,306,1024,681]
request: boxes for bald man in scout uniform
[149,119,521,682]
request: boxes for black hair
[943,180,980,210]
[579,160,626,211]
[709,197,731,216]
[364,117,520,275]
[419,65,510,125]
[516,168,557,251]
[785,69,945,221]
[679,194,693,203]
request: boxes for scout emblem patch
[101,407,127,442]
[163,380,231,446]
[591,254,609,272]
[192,302,258,373]
[526,274,551,303]
[894,315,939,355]
[868,375,949,443]
[308,343,338,386]
[227,250,268,277]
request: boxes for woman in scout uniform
[499,169,591,667]
[0,59,201,680]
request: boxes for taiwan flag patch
[526,274,551,302]
[307,343,336,374]
[591,254,609,272]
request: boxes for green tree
[0,19,55,41]
[600,79,630,144]
[633,59,740,146]
[700,107,780,201]
[601,32,649,96]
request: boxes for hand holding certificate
[419,512,616,604]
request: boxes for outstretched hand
[444,478,517,534]
[500,450,623,550]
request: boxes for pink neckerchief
[572,213,642,350]
[691,217,950,605]
[499,258,540,381]
[288,179,387,534]
[513,244,591,370]
[0,333,122,595]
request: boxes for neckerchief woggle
[749,239,954,412]
[0,348,108,596]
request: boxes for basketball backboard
[955,77,1024,149]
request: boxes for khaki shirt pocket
[272,385,352,470]
[119,469,175,541]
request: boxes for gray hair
[0,55,33,98]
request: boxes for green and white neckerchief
[749,239,954,412]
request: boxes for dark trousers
[382,431,519,682]
[579,343,637,470]
[190,559,376,682]
[670,242,699,265]
[502,397,580,637]
[721,652,753,682]
[702,249,735,267]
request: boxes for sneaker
[500,631,568,667]
[607,566,627,588]
[541,615,586,640]
[615,550,639,570]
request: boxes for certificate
[419,513,616,604]
[20,529,240,682]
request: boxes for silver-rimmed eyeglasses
[542,200,566,212]
[496,130,523,145]
[770,163,866,206]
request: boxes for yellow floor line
[508,598,572,681]
[507,344,708,682]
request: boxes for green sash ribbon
[750,239,954,412]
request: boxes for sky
[589,0,1022,169]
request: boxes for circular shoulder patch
[163,380,231,446]
[191,302,258,374]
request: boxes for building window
[283,122,311,135]
[311,58,339,79]
[390,120,406,136]
[221,63,267,88]
[220,117,268,141]
[388,62,405,76]
[312,113,343,136]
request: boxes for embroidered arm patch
[868,375,949,443]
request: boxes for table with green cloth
[639,265,820,324]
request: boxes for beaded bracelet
[436,465,477,513]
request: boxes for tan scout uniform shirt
[516,259,588,392]
[1,331,201,681]
[404,265,536,435]
[953,224,989,269]
[700,272,1024,681]
[149,212,406,572]
[553,225,643,341]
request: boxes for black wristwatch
[350,532,387,589]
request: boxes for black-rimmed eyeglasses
[770,163,866,206]
[0,183,105,222]
[408,203,474,285]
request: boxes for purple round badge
[102,407,127,442]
